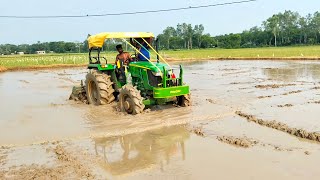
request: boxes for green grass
[1,46,320,70]
[0,53,117,68]
[161,46,320,59]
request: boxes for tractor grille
[147,70,162,87]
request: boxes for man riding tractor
[70,32,191,114]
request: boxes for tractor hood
[129,61,169,74]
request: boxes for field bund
[1,46,320,72]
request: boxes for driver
[115,44,132,66]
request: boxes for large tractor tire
[85,69,115,105]
[119,85,145,115]
[177,94,192,107]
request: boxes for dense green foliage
[1,10,320,54]
[157,10,320,49]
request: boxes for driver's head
[116,44,123,53]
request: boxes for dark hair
[116,44,122,50]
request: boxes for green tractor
[77,32,191,114]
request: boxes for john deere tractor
[76,32,191,114]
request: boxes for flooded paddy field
[1,60,320,179]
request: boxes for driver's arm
[126,52,133,62]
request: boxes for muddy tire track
[236,111,320,143]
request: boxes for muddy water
[0,63,235,145]
[1,60,320,179]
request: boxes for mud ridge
[258,90,303,99]
[277,104,293,108]
[258,95,272,99]
[311,87,320,90]
[217,136,258,148]
[0,66,7,72]
[282,90,302,95]
[1,64,86,73]
[255,84,295,89]
[206,99,215,104]
[236,111,320,142]
[53,145,95,179]
[191,126,205,137]
[0,145,95,179]
[308,100,320,104]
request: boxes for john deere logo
[170,90,181,94]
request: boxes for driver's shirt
[138,44,150,61]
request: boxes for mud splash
[236,111,320,142]
[69,84,88,104]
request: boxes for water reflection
[263,62,320,82]
[93,125,190,176]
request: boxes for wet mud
[0,66,7,72]
[0,144,96,179]
[236,111,320,143]
[2,60,320,179]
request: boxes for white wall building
[36,51,46,54]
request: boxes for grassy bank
[1,46,320,71]
[162,46,320,59]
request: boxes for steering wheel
[130,54,137,62]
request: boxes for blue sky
[0,0,319,44]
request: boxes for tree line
[157,10,320,49]
[1,10,320,55]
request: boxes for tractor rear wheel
[85,69,115,105]
[177,94,191,107]
[119,85,145,114]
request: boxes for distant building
[35,51,46,54]
[17,52,24,55]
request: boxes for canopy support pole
[121,38,163,77]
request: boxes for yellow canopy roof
[87,32,154,49]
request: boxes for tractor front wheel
[177,94,191,107]
[85,69,115,105]
[119,85,145,115]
